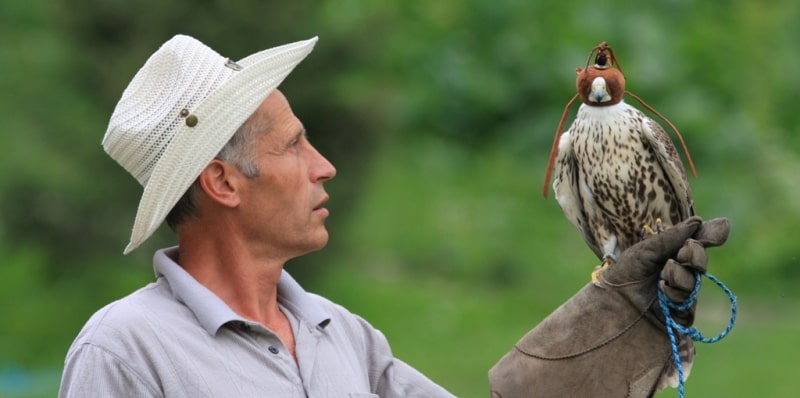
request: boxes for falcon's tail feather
[655,335,695,392]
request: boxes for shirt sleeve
[59,343,161,398]
[374,356,456,398]
[351,314,455,398]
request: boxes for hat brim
[124,37,318,254]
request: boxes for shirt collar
[153,247,332,336]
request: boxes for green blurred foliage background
[1,0,799,396]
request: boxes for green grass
[664,298,800,397]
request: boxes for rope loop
[658,271,737,398]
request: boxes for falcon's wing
[552,130,604,260]
[642,118,695,221]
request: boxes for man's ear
[197,159,242,208]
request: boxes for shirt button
[268,346,279,354]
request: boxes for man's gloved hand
[598,216,730,327]
[488,216,730,398]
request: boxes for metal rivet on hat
[224,58,243,71]
[185,115,198,127]
[179,108,189,117]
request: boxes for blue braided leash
[657,271,737,398]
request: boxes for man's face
[236,89,336,260]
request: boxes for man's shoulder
[70,279,187,349]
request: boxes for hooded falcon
[544,42,695,278]
[543,42,697,391]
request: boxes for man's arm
[344,312,456,398]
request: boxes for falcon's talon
[591,267,604,287]
[591,256,615,286]
[642,217,666,238]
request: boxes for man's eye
[292,135,307,147]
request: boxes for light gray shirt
[59,247,454,397]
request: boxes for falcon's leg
[591,254,616,286]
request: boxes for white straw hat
[102,34,318,254]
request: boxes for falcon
[544,42,696,279]
[542,42,698,391]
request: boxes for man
[59,34,453,397]
[59,34,729,397]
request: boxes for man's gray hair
[165,114,268,230]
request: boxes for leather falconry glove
[488,216,730,398]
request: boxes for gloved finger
[604,216,702,283]
[658,266,697,327]
[660,259,697,302]
[658,218,730,304]
[676,239,708,274]
[693,217,730,248]
[654,281,696,326]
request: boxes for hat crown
[102,35,235,186]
